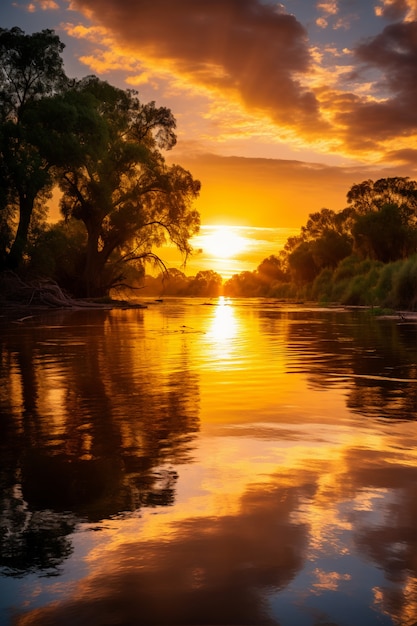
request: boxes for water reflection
[204,297,241,369]
[0,309,200,578]
[10,470,311,626]
[208,296,237,342]
[280,310,417,420]
[1,301,417,625]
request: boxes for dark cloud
[386,147,417,165]
[71,0,322,129]
[339,21,417,148]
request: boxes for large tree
[47,77,201,297]
[347,177,417,216]
[0,27,67,270]
[347,177,417,262]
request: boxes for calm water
[1,298,417,626]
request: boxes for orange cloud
[25,0,59,9]
[62,0,417,167]
[375,0,414,20]
[68,0,325,133]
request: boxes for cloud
[316,1,339,16]
[62,0,417,165]
[23,0,59,10]
[69,0,324,133]
[375,0,412,21]
[338,21,417,148]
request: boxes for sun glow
[198,225,249,260]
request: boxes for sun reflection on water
[208,297,237,342]
[202,296,244,372]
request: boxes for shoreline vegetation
[1,271,416,325]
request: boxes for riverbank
[0,272,148,316]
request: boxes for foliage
[282,207,353,283]
[392,255,417,310]
[352,203,417,262]
[135,268,222,297]
[287,241,319,283]
[50,76,201,297]
[185,270,222,296]
[0,27,68,270]
[256,255,287,285]
[28,219,87,292]
[347,177,417,216]
[311,268,333,302]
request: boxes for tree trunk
[6,195,34,270]
[81,227,108,298]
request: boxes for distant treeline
[142,177,417,311]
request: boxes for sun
[199,226,248,259]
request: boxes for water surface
[1,298,417,625]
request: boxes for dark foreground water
[1,297,417,626]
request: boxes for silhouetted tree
[347,178,417,262]
[0,27,67,269]
[256,255,287,285]
[288,241,318,283]
[186,270,222,296]
[224,270,263,297]
[352,203,417,262]
[48,77,201,297]
[347,177,417,217]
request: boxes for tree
[256,255,287,285]
[186,270,222,296]
[310,229,352,269]
[347,177,417,262]
[287,241,319,283]
[159,268,189,296]
[347,177,417,218]
[0,27,67,270]
[282,208,352,281]
[51,77,200,297]
[224,271,263,297]
[352,203,417,262]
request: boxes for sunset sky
[2,0,417,277]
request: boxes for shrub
[311,268,334,302]
[392,255,417,310]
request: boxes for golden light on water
[203,297,240,367]
[208,297,237,341]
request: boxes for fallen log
[1,273,111,309]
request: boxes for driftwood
[0,272,112,310]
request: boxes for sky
[2,0,417,277]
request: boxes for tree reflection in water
[261,308,417,421]
[0,308,200,577]
[1,302,417,626]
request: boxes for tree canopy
[49,76,201,297]
[0,27,68,270]
[0,28,201,297]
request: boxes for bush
[311,268,334,302]
[339,263,382,306]
[392,255,417,310]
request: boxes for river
[1,297,417,626]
